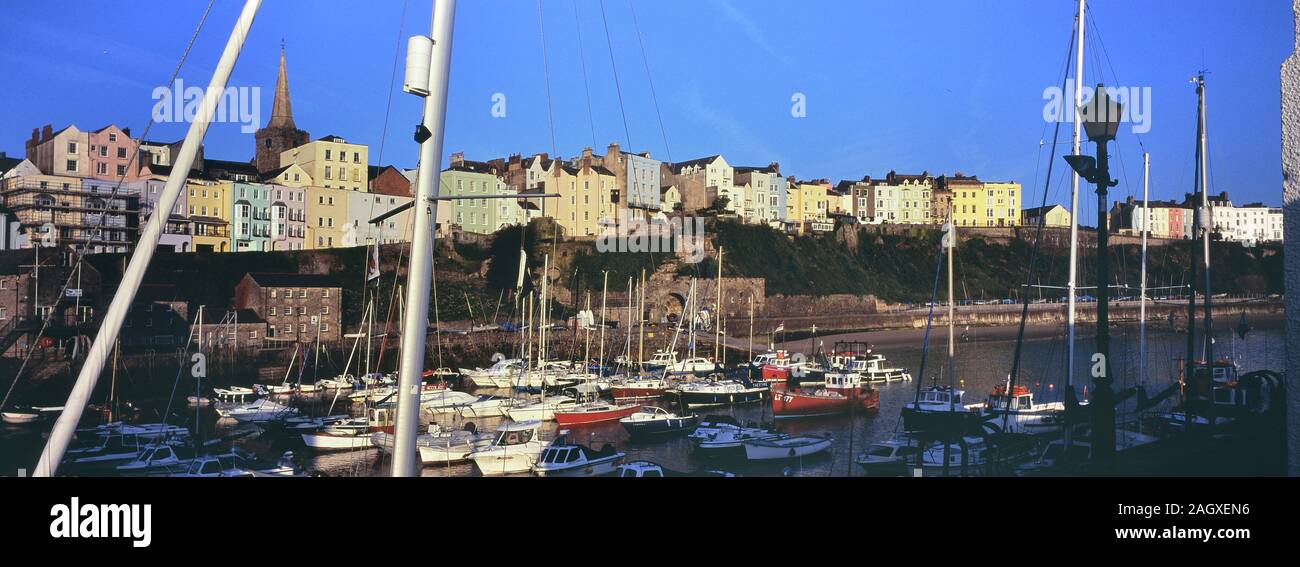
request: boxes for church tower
[254,47,310,173]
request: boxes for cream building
[280,135,369,192]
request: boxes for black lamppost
[1064,84,1123,468]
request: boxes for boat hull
[610,385,667,401]
[533,454,623,477]
[771,387,879,418]
[621,415,700,439]
[554,404,641,426]
[302,432,375,450]
[668,388,767,408]
[743,436,833,461]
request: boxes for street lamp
[1063,83,1123,469]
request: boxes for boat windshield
[494,429,535,446]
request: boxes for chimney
[607,142,620,156]
[29,128,39,146]
[41,124,53,141]
[769,161,781,175]
[122,127,131,137]
[450,152,465,167]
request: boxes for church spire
[269,44,296,129]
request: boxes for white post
[393,0,457,477]
[33,0,262,476]
[1139,152,1149,386]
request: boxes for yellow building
[189,180,230,252]
[793,182,830,223]
[280,135,369,192]
[306,186,350,249]
[543,159,616,238]
[950,181,1021,228]
[1022,204,1071,228]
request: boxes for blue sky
[0,0,1293,217]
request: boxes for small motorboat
[218,399,298,423]
[469,420,547,476]
[318,374,356,390]
[742,434,833,461]
[301,417,375,450]
[694,425,783,454]
[531,431,625,477]
[668,357,719,375]
[619,406,699,440]
[771,374,879,419]
[115,443,194,476]
[460,358,525,388]
[855,436,918,475]
[213,386,256,402]
[553,401,641,426]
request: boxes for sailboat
[902,223,978,432]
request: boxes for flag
[366,244,381,283]
[773,322,785,334]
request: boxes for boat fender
[788,448,796,457]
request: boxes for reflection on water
[1,324,1285,477]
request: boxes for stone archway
[664,292,687,323]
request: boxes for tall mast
[638,268,646,367]
[34,0,263,476]
[392,0,457,477]
[714,246,723,362]
[1197,74,1213,363]
[598,271,608,380]
[945,223,956,409]
[1139,152,1150,387]
[1067,0,1086,397]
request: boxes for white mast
[392,0,457,477]
[34,0,263,476]
[1067,0,1085,395]
[598,271,607,381]
[945,223,956,410]
[1139,152,1150,386]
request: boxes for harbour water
[1,323,1285,477]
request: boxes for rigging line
[572,0,598,149]
[374,0,409,167]
[0,0,217,410]
[1003,19,1076,429]
[626,0,672,164]
[598,0,633,149]
[911,237,947,404]
[537,0,559,157]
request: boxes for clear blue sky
[0,0,1292,218]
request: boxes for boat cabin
[1189,360,1245,408]
[986,384,1034,411]
[824,371,863,390]
[491,421,540,447]
[615,460,665,477]
[916,386,965,409]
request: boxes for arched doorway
[664,292,687,323]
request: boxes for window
[270,289,277,298]
[66,160,78,172]
[270,307,277,316]
[325,149,332,160]
[321,306,329,315]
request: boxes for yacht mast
[34,0,263,476]
[1067,0,1086,397]
[1139,152,1149,386]
[392,0,457,477]
[945,223,956,408]
[1197,74,1214,363]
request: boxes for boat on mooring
[770,372,879,419]
[666,376,768,408]
[469,420,547,476]
[619,406,699,440]
[742,434,833,461]
[531,430,625,477]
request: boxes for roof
[203,159,260,179]
[136,283,185,303]
[1022,204,1068,216]
[0,155,22,175]
[317,134,348,143]
[228,308,265,324]
[259,164,296,182]
[244,272,343,288]
[734,165,778,175]
[143,163,215,181]
[669,155,721,174]
[445,160,499,175]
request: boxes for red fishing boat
[770,372,878,418]
[554,402,642,426]
[759,350,802,382]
